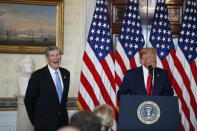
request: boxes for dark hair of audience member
[57,126,80,131]
[70,110,102,131]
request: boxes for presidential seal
[137,101,160,124]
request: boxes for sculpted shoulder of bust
[17,55,35,96]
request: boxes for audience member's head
[57,126,80,131]
[70,110,101,131]
[93,104,114,131]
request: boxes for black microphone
[148,65,153,76]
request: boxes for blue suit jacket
[117,66,174,99]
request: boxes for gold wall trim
[0,97,78,111]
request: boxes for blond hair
[139,48,157,59]
[93,104,114,131]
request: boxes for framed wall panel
[0,0,64,54]
[108,0,183,38]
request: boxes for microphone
[148,65,153,76]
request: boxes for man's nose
[150,59,156,64]
[150,58,154,61]
[54,55,59,59]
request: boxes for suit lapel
[138,67,147,94]
[153,68,160,95]
[44,66,56,88]
[44,66,60,103]
[59,68,68,104]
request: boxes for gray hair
[45,46,60,56]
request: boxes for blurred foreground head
[70,110,101,131]
[57,126,80,131]
[93,104,114,131]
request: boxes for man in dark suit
[24,46,70,131]
[117,48,174,99]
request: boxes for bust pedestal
[16,95,34,131]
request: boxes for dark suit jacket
[117,66,174,99]
[24,66,70,131]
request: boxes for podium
[118,95,179,131]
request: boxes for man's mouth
[53,61,59,64]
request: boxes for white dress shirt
[48,65,64,91]
[142,66,154,90]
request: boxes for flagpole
[146,0,149,47]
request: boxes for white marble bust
[17,55,35,96]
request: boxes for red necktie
[146,73,152,95]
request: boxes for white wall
[0,111,17,131]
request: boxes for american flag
[115,0,145,89]
[149,0,175,68]
[174,0,197,130]
[149,0,197,130]
[78,0,117,129]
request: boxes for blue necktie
[55,71,62,103]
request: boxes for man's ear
[140,59,144,65]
